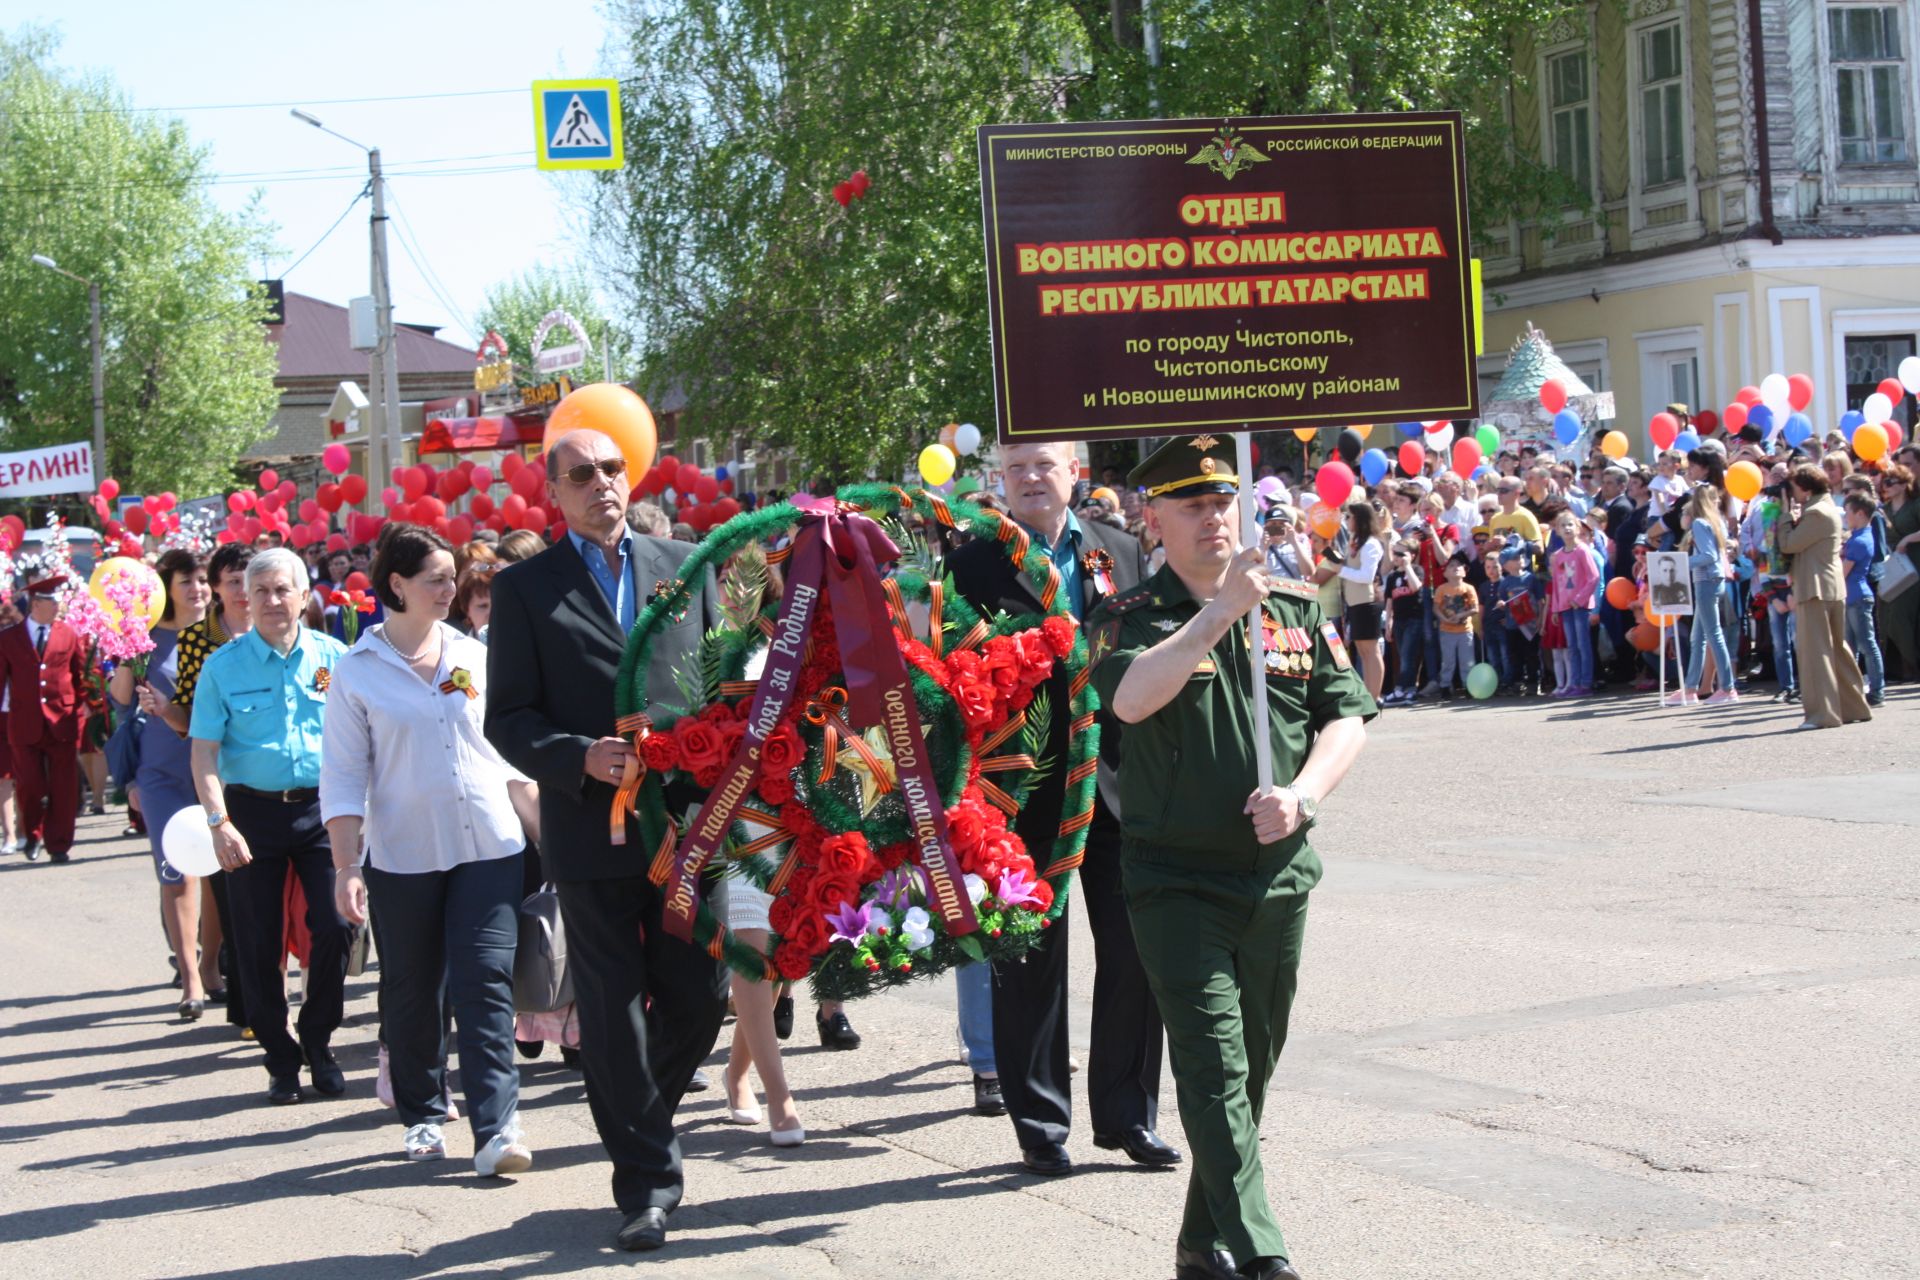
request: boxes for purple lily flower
[873,865,928,911]
[824,898,874,946]
[996,868,1043,909]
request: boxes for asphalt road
[3,686,1916,1279]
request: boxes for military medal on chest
[1082,548,1117,597]
[1256,618,1313,678]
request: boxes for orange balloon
[1725,459,1763,501]
[1352,424,1373,440]
[938,422,960,448]
[1307,501,1340,539]
[1628,623,1661,652]
[1604,576,1637,610]
[543,383,658,484]
[1854,422,1890,462]
[1646,607,1675,627]
[1292,428,1317,442]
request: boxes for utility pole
[369,148,404,485]
[88,280,105,476]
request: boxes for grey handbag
[513,883,573,1013]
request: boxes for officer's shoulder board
[1268,577,1319,602]
[1095,583,1154,617]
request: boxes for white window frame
[1625,5,1702,244]
[1540,39,1598,202]
[1829,307,1920,417]
[1636,325,1707,429]
[1819,1,1920,180]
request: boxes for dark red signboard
[977,112,1478,444]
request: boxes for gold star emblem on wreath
[837,726,900,816]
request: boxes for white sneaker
[404,1123,446,1161]
[475,1126,533,1176]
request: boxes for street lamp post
[29,254,106,481]
[289,109,404,489]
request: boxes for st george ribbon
[659,496,979,942]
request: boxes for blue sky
[9,0,615,347]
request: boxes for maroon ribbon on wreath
[659,496,979,943]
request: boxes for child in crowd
[1433,552,1479,697]
[1478,548,1511,686]
[1549,513,1600,697]
[1842,493,1886,705]
[1650,449,1690,520]
[1492,546,1543,695]
[1381,542,1427,705]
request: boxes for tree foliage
[472,266,634,391]
[595,0,1579,480]
[0,29,281,498]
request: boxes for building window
[1548,48,1594,197]
[1830,5,1910,164]
[1638,21,1686,187]
[1661,353,1699,415]
[1845,333,1916,426]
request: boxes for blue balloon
[715,464,730,482]
[1747,403,1775,435]
[1673,430,1701,452]
[1396,421,1424,439]
[1839,409,1866,440]
[1473,464,1497,482]
[1360,448,1390,485]
[1783,412,1813,447]
[1553,409,1581,445]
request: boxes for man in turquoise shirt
[191,547,350,1104]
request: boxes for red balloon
[439,469,470,501]
[90,494,110,521]
[693,475,720,503]
[380,485,400,509]
[1398,440,1425,476]
[1694,409,1719,434]
[711,497,742,523]
[432,516,453,538]
[327,534,348,553]
[390,502,413,524]
[316,483,343,513]
[1787,374,1815,411]
[391,465,408,486]
[227,491,253,512]
[520,505,547,531]
[123,506,149,535]
[1450,438,1483,476]
[549,518,567,540]
[484,514,507,533]
[1735,385,1763,407]
[402,467,429,499]
[298,499,320,522]
[1878,376,1904,404]
[216,530,236,544]
[344,571,371,592]
[500,451,522,478]
[258,468,279,491]
[469,493,494,520]
[831,181,853,207]
[99,477,121,502]
[1314,461,1356,508]
[290,526,313,549]
[849,168,870,196]
[277,480,297,502]
[414,495,447,522]
[676,464,702,489]
[469,466,493,490]
[448,515,474,544]
[322,443,351,475]
[501,494,528,523]
[1539,379,1568,415]
[1722,402,1749,433]
[1888,420,1908,452]
[513,467,546,500]
[341,474,368,505]
[240,516,261,541]
[157,492,176,511]
[1649,412,1680,450]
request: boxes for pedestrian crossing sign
[532,79,624,171]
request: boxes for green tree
[596,0,1580,480]
[0,29,281,498]
[472,266,633,390]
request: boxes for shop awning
[418,415,545,455]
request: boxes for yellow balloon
[1601,430,1629,459]
[918,443,957,487]
[1854,422,1890,462]
[1725,460,1763,502]
[1291,428,1317,442]
[88,557,165,630]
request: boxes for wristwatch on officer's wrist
[205,810,228,829]
[1290,787,1319,823]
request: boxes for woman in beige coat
[1776,465,1873,730]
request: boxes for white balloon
[161,805,221,877]
[1864,392,1894,423]
[1759,372,1790,405]
[953,422,982,456]
[1899,355,1920,394]
[1429,425,1455,453]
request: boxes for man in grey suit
[484,428,725,1253]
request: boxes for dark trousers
[366,853,523,1143]
[12,734,78,853]
[1126,857,1310,1266]
[990,819,1162,1150]
[1393,611,1430,689]
[555,874,728,1215]
[226,791,349,1078]
[206,870,249,1027]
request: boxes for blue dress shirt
[568,527,636,631]
[1020,511,1086,619]
[189,626,346,790]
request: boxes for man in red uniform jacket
[0,576,90,862]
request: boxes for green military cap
[1128,434,1240,499]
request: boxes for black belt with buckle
[227,783,320,804]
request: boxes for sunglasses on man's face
[563,459,627,485]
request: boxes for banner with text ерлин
[977,112,1479,444]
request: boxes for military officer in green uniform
[1087,434,1375,1280]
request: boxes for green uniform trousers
[1124,856,1310,1265]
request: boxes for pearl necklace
[377,624,438,666]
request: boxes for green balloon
[1476,424,1500,454]
[1465,662,1499,699]
[953,475,981,495]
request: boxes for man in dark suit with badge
[1088,435,1375,1280]
[948,439,1175,1178]
[484,428,726,1253]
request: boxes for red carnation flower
[768,894,799,935]
[946,649,983,681]
[953,678,997,730]
[1041,614,1077,658]
[640,733,679,773]
[759,775,795,806]
[1015,631,1055,685]
[774,942,813,980]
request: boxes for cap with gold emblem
[1127,433,1239,499]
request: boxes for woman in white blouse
[321,524,540,1176]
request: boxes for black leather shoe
[267,1074,302,1105]
[23,839,42,862]
[686,1067,711,1092]
[772,994,795,1040]
[972,1074,1006,1116]
[817,1009,861,1050]
[1175,1243,1241,1280]
[1239,1258,1302,1280]
[1019,1142,1072,1176]
[1094,1125,1182,1166]
[48,850,70,864]
[616,1206,667,1251]
[304,1044,346,1096]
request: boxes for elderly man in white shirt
[321,523,541,1176]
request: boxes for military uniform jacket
[1087,564,1376,887]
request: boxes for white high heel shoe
[728,1105,763,1125]
[769,1125,806,1147]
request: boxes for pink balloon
[258,468,279,492]
[469,466,494,490]
[322,443,351,475]
[228,491,253,513]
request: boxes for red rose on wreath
[640,733,679,773]
[818,831,872,878]
[875,840,912,871]
[1041,614,1077,658]
[785,912,829,957]
[953,678,998,730]
[759,774,795,806]
[768,894,799,935]
[981,635,1022,692]
[946,649,983,682]
[674,718,726,775]
[774,941,813,980]
[718,720,747,765]
[1015,632,1055,685]
[809,869,862,915]
[761,723,805,779]
[946,801,990,862]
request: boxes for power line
[385,185,477,342]
[5,86,537,114]
[278,186,369,279]
[0,158,533,195]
